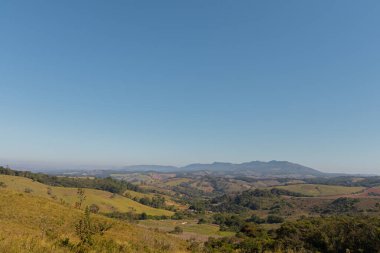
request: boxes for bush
[172,212,185,220]
[213,213,245,232]
[323,197,359,214]
[266,215,284,224]
[89,204,100,214]
[105,211,138,222]
[198,218,207,224]
[247,214,265,224]
[139,212,148,220]
[75,206,112,246]
[171,226,183,234]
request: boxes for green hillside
[275,184,365,196]
[0,175,173,216]
[123,189,188,210]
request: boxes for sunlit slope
[124,189,188,210]
[0,175,173,216]
[0,189,187,253]
[275,184,365,196]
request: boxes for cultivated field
[274,184,365,196]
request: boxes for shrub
[171,226,183,234]
[75,206,112,246]
[75,188,86,209]
[105,211,138,222]
[266,215,284,224]
[247,214,265,224]
[172,212,185,220]
[139,212,148,220]
[89,204,100,214]
[198,218,207,224]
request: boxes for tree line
[0,166,140,194]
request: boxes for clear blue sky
[1,1,379,173]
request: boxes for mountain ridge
[118,160,325,178]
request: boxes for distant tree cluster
[211,213,285,232]
[209,188,306,213]
[136,195,167,209]
[105,211,169,221]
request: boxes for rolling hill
[0,174,173,216]
[0,188,187,253]
[182,161,324,177]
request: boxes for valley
[1,163,380,252]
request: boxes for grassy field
[124,189,156,199]
[111,173,176,184]
[0,175,173,216]
[111,173,154,183]
[138,219,235,241]
[275,184,365,196]
[0,189,187,253]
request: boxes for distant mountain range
[119,160,325,178]
[7,160,376,179]
[36,160,377,178]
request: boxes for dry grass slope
[0,188,188,253]
[0,175,173,216]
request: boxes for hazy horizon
[1,1,380,174]
[1,158,378,175]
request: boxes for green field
[124,189,156,199]
[111,173,154,183]
[275,184,365,196]
[138,219,234,241]
[0,175,173,216]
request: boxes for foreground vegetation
[0,189,187,253]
